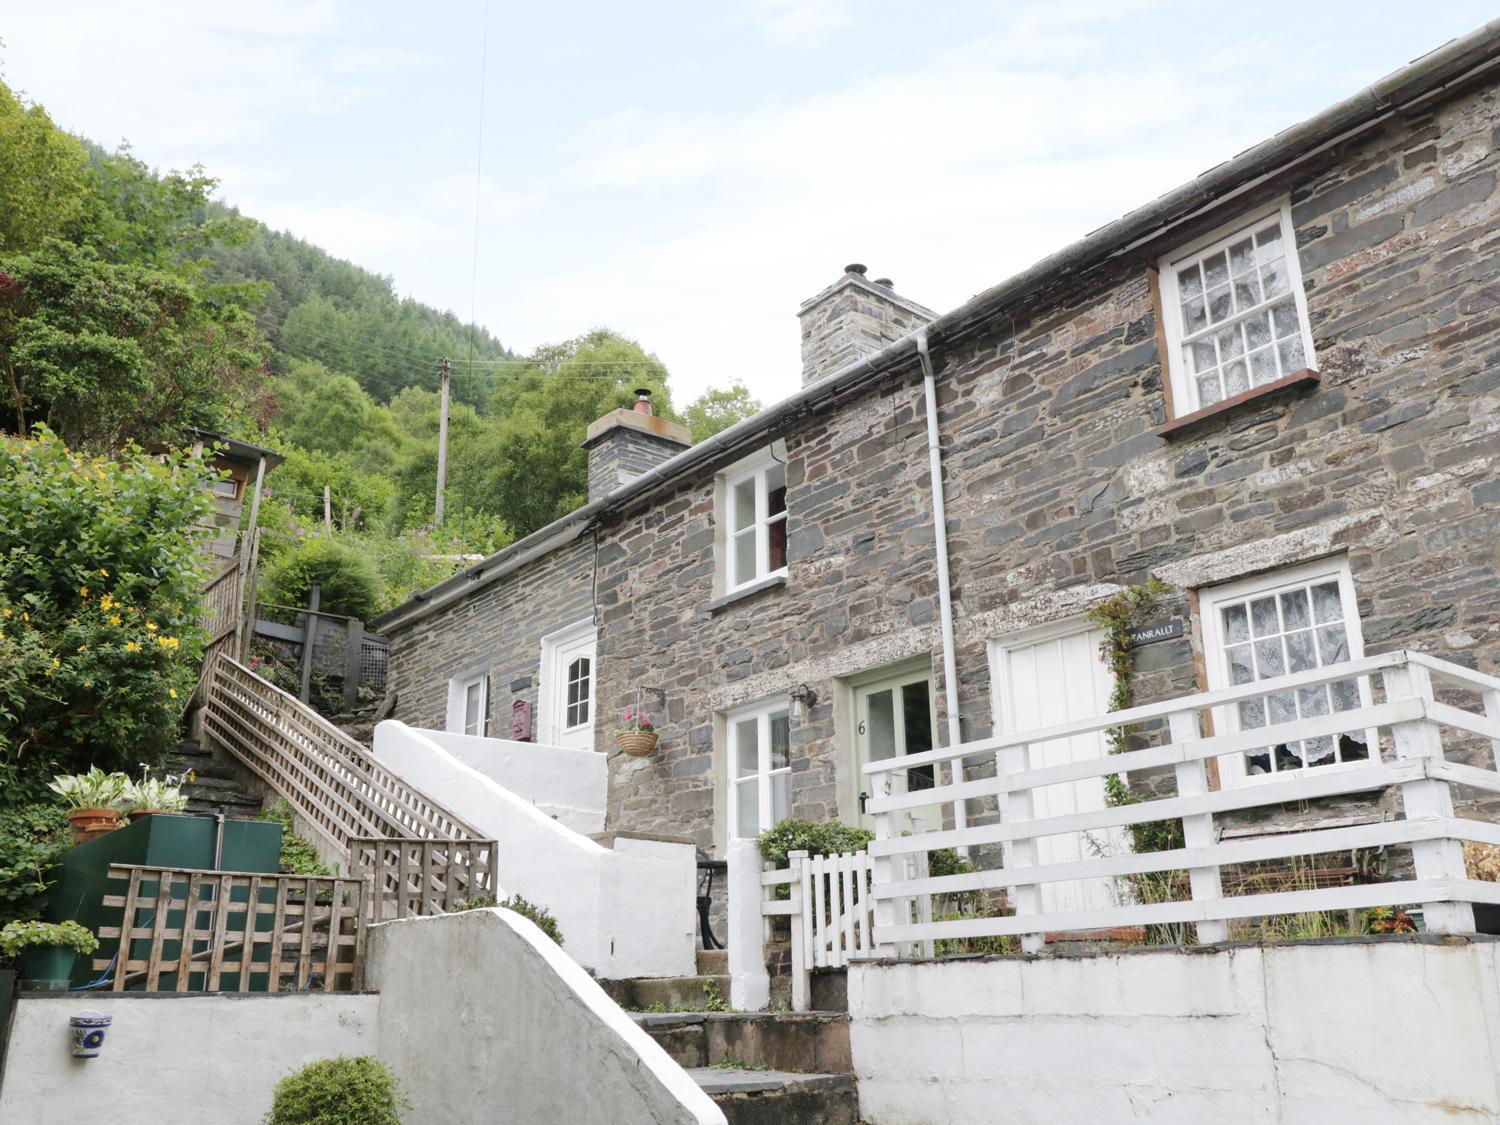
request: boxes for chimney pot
[874,278,893,288]
[844,263,867,276]
[632,388,654,416]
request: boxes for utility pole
[435,355,451,524]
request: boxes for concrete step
[696,948,728,975]
[686,1068,859,1125]
[633,1010,851,1073]
[599,974,731,1012]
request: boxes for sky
[2,2,1495,406]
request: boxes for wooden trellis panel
[351,837,498,922]
[95,864,367,993]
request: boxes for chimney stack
[798,264,936,386]
[581,389,692,503]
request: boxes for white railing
[864,651,1500,954]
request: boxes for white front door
[852,671,939,834]
[539,620,597,750]
[992,624,1122,914]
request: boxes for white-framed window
[720,449,788,593]
[1199,558,1370,784]
[1159,202,1316,417]
[445,670,488,737]
[727,699,791,839]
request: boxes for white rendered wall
[0,993,380,1125]
[423,728,606,834]
[373,721,695,978]
[849,938,1500,1124]
[367,909,725,1124]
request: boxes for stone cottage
[372,24,1500,902]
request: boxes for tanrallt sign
[1127,619,1183,647]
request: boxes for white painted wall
[850,939,1500,1123]
[0,911,723,1125]
[367,909,724,1125]
[373,720,695,978]
[0,993,380,1125]
[423,727,607,833]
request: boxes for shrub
[262,535,382,620]
[756,819,874,867]
[258,800,334,876]
[451,892,563,946]
[266,1056,406,1125]
[0,429,210,801]
[0,801,70,924]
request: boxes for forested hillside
[0,77,761,617]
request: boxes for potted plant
[1,919,99,991]
[123,770,192,821]
[614,711,658,757]
[48,767,130,843]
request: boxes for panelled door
[853,670,939,834]
[539,621,597,750]
[992,624,1122,914]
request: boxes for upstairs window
[721,451,788,593]
[1159,204,1316,417]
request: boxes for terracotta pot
[67,807,123,845]
[615,730,659,757]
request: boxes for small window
[727,700,791,839]
[1159,204,1315,417]
[565,656,591,730]
[209,477,240,498]
[721,452,788,592]
[1199,559,1369,783]
[447,672,488,737]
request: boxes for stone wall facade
[388,69,1500,858]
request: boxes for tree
[0,429,212,802]
[683,381,762,440]
[271,360,371,455]
[0,240,265,449]
[0,83,93,253]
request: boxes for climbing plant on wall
[1087,581,1188,938]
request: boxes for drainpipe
[915,328,968,847]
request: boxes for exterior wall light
[789,683,818,722]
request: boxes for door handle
[859,791,869,813]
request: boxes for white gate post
[726,838,770,1011]
[1386,661,1474,933]
[788,849,811,1012]
[1170,708,1227,944]
[998,740,1043,955]
[870,795,900,958]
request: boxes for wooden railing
[197,559,243,687]
[95,863,367,992]
[351,837,497,922]
[864,651,1500,953]
[202,653,483,856]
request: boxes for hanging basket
[615,730,659,757]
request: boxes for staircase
[160,738,265,819]
[610,950,861,1125]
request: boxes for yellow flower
[77,644,87,652]
[124,641,141,653]
[1,609,10,618]
[99,595,115,610]
[21,611,28,621]
[78,586,89,597]
[169,689,178,699]
[109,615,122,626]
[146,621,158,632]
[98,568,110,577]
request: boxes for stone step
[686,1068,859,1125]
[599,974,731,1012]
[634,1010,851,1073]
[696,948,728,975]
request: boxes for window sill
[1156,368,1320,438]
[709,573,787,614]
